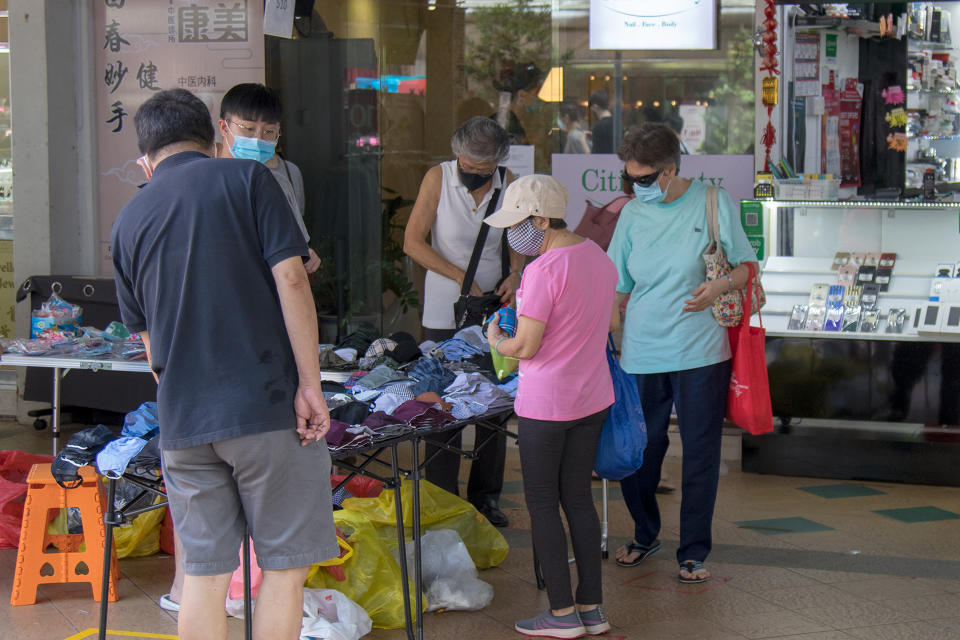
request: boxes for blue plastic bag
[594,337,647,480]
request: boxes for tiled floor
[3,419,960,640]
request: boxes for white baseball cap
[484,174,570,228]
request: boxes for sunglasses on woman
[621,168,662,188]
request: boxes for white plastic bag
[405,529,493,612]
[300,588,372,640]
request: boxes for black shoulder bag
[453,167,510,329]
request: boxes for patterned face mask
[506,217,545,256]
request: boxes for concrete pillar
[9,0,98,420]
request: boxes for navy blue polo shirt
[111,151,308,450]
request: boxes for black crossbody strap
[460,167,507,297]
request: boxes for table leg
[410,439,423,640]
[391,445,415,640]
[99,478,118,640]
[51,367,62,455]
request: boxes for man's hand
[495,272,522,305]
[458,271,483,297]
[304,248,322,274]
[295,384,330,446]
[683,279,728,313]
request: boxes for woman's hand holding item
[495,272,522,305]
[487,319,506,347]
[683,278,729,313]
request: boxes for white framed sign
[552,154,754,230]
[589,0,718,51]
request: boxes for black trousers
[519,408,608,610]
[422,327,507,506]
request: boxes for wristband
[494,337,509,355]
[724,274,734,292]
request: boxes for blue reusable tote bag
[594,336,647,480]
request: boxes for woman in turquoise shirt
[607,123,758,583]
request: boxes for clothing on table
[329,401,373,425]
[408,357,457,397]
[423,160,508,330]
[333,348,357,362]
[343,371,370,391]
[497,376,519,398]
[620,359,730,564]
[519,408,608,610]
[121,402,159,439]
[96,436,150,479]
[515,239,618,421]
[443,372,514,417]
[364,338,398,359]
[563,126,591,154]
[268,157,309,241]
[318,346,353,369]
[336,324,380,356]
[357,353,401,372]
[606,181,756,375]
[391,399,456,430]
[354,364,410,390]
[432,326,487,362]
[111,152,307,451]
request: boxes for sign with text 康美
[551,154,755,230]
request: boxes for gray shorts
[162,428,339,576]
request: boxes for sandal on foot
[615,540,660,567]
[678,560,709,584]
[159,593,180,612]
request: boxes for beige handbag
[702,186,764,327]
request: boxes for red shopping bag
[726,263,774,435]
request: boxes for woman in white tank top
[404,117,524,337]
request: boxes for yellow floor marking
[61,630,178,640]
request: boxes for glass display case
[744,200,960,486]
[906,2,960,188]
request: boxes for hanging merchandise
[760,0,780,171]
[821,74,842,178]
[838,78,863,188]
[881,85,905,106]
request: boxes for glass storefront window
[267,0,757,337]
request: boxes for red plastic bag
[0,450,54,549]
[330,474,383,499]
[726,264,774,435]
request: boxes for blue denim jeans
[619,359,731,563]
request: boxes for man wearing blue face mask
[218,83,321,273]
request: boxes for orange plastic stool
[10,464,119,606]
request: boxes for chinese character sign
[94,0,263,275]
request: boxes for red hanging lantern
[760,0,780,171]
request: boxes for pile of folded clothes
[321,325,517,453]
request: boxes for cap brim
[484,206,528,228]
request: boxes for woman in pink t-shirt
[485,175,620,639]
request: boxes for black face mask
[458,167,494,191]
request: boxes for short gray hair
[450,116,511,164]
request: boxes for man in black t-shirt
[589,90,615,154]
[111,89,337,640]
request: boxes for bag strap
[461,167,507,297]
[705,186,721,249]
[739,262,764,328]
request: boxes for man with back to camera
[111,88,338,640]
[588,91,615,154]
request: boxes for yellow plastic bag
[113,498,165,558]
[304,509,421,629]
[343,479,508,570]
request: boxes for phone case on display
[838,264,857,287]
[804,306,827,331]
[861,283,880,309]
[930,278,946,300]
[875,268,893,291]
[864,253,880,267]
[878,252,897,269]
[831,252,851,270]
[955,261,960,277]
[940,304,960,334]
[787,304,809,330]
[808,283,830,306]
[936,262,956,277]
[857,265,877,284]
[843,285,862,307]
[842,306,862,332]
[852,252,867,267]
[823,285,846,331]
[885,308,907,333]
[859,309,881,333]
[918,303,943,333]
